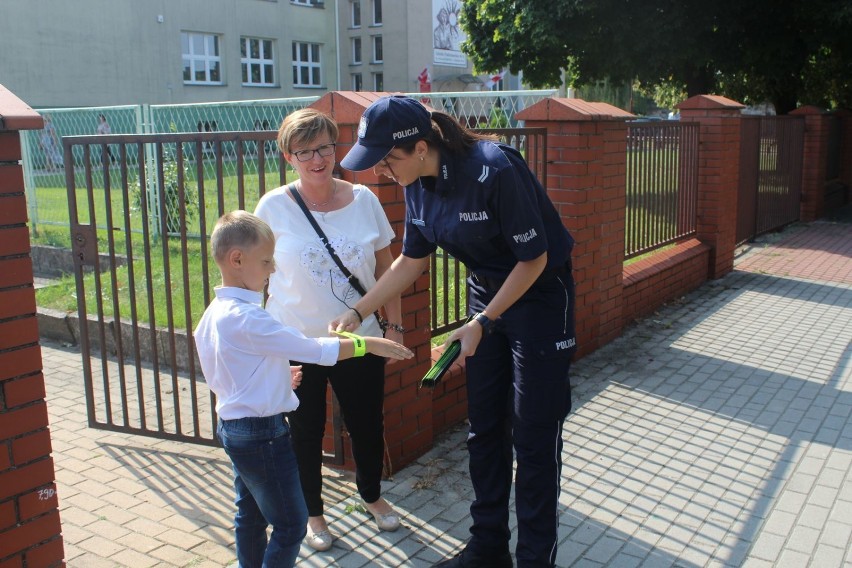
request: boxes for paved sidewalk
[44,215,852,567]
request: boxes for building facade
[2,0,485,109]
[338,0,481,94]
[3,0,338,107]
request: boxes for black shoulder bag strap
[289,183,386,332]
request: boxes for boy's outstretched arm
[334,332,413,361]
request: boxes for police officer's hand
[448,320,484,359]
[329,308,361,333]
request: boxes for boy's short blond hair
[210,210,274,263]
[277,108,339,154]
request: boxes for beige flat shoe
[368,508,400,532]
[305,529,334,551]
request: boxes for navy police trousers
[465,264,576,567]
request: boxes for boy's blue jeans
[218,414,308,568]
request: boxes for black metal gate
[736,116,805,244]
[63,130,286,447]
[62,125,547,453]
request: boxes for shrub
[131,157,198,235]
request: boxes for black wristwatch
[472,312,496,334]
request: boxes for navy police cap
[340,95,432,171]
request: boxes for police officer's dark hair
[395,110,499,155]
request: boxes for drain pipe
[334,0,341,89]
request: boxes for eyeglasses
[291,143,336,162]
[377,149,401,178]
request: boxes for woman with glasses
[333,96,576,568]
[254,108,405,553]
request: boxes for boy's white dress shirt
[193,287,340,420]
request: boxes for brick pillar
[791,105,832,221]
[678,95,744,279]
[0,85,64,566]
[312,92,433,472]
[516,99,634,356]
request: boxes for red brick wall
[0,84,65,567]
[622,240,711,324]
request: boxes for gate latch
[72,225,99,268]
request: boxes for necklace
[300,180,337,208]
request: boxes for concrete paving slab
[42,215,852,567]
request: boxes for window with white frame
[372,0,382,25]
[292,42,322,87]
[182,32,222,84]
[241,37,276,86]
[352,73,363,91]
[372,35,383,63]
[373,72,383,91]
[351,1,361,27]
[351,38,362,64]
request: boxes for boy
[193,210,413,567]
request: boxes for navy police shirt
[401,140,573,281]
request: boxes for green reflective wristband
[334,330,366,357]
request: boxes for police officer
[332,96,576,568]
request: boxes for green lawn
[34,155,289,329]
[33,154,466,341]
[29,157,290,249]
[37,237,215,330]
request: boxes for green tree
[716,0,852,112]
[461,0,852,114]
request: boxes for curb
[37,306,201,374]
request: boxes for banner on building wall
[432,0,467,68]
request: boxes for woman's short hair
[277,108,339,154]
[211,210,274,262]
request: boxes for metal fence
[58,122,546,444]
[23,90,555,239]
[22,100,314,239]
[826,115,841,181]
[736,116,805,244]
[625,121,700,259]
[28,91,712,341]
[63,131,277,445]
